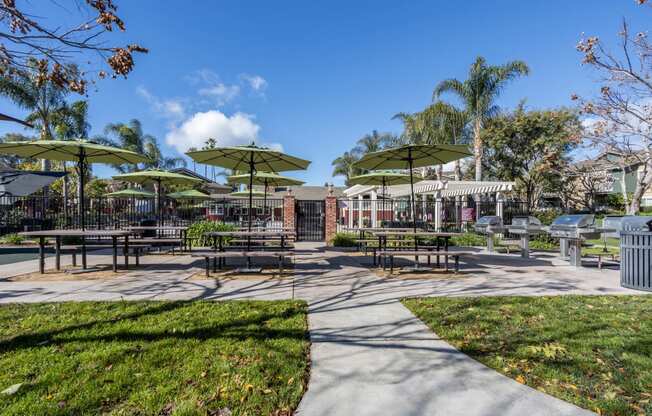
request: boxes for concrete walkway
[0,243,640,415]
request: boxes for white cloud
[136,86,185,122]
[240,74,268,93]
[198,83,241,106]
[165,110,261,153]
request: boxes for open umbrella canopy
[228,171,305,187]
[230,190,266,198]
[104,189,155,198]
[186,144,311,172]
[348,171,413,187]
[0,139,149,229]
[0,139,147,164]
[353,144,471,233]
[112,169,202,186]
[167,189,212,200]
[354,144,471,171]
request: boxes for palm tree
[99,119,186,172]
[354,130,392,155]
[0,62,69,193]
[433,56,529,181]
[332,151,360,186]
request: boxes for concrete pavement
[0,243,641,415]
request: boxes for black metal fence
[0,196,284,235]
[336,198,530,232]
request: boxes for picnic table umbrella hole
[0,139,148,229]
[112,169,203,225]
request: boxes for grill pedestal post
[567,239,582,267]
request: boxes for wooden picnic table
[372,231,461,252]
[18,229,132,274]
[205,231,295,251]
[126,225,189,250]
[204,230,296,271]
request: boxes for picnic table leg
[455,256,460,272]
[55,236,61,271]
[136,248,140,266]
[72,252,77,267]
[38,236,45,274]
[445,255,449,272]
[212,257,217,272]
[390,255,394,274]
[205,257,210,277]
[436,240,441,268]
[279,256,283,275]
[112,236,118,272]
[81,236,87,269]
[124,235,129,270]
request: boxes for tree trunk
[454,160,462,181]
[474,118,482,182]
[619,165,630,207]
[627,160,652,214]
[436,164,443,181]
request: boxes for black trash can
[140,219,157,237]
[620,216,652,292]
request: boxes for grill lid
[621,216,652,232]
[476,216,503,226]
[550,214,594,229]
[510,216,542,228]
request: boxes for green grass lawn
[403,296,652,416]
[0,300,309,416]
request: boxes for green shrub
[2,233,24,245]
[533,209,562,226]
[450,232,487,247]
[331,232,357,247]
[187,221,236,247]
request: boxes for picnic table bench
[377,250,474,273]
[60,243,150,267]
[192,250,294,276]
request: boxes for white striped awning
[344,180,515,198]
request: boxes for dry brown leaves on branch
[0,0,148,94]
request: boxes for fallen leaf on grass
[515,375,526,384]
[1,383,23,395]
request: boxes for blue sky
[1,1,649,185]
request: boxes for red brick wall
[283,194,295,231]
[325,195,337,245]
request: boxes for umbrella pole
[157,178,162,227]
[408,151,416,234]
[248,154,254,251]
[263,178,268,226]
[78,150,86,230]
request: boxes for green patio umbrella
[167,189,212,200]
[0,139,148,229]
[186,144,310,233]
[104,189,156,198]
[349,171,413,227]
[228,171,304,220]
[113,169,202,224]
[353,144,471,233]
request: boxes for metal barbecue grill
[547,214,613,267]
[620,216,652,291]
[474,216,506,252]
[505,216,544,258]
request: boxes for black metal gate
[296,200,325,241]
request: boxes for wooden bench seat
[377,250,474,273]
[192,251,294,276]
[59,244,151,267]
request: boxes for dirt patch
[7,265,130,281]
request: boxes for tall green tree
[354,130,393,155]
[481,106,581,209]
[0,63,69,177]
[99,119,185,173]
[433,56,530,181]
[331,151,361,186]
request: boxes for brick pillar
[283,193,295,231]
[325,195,338,245]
